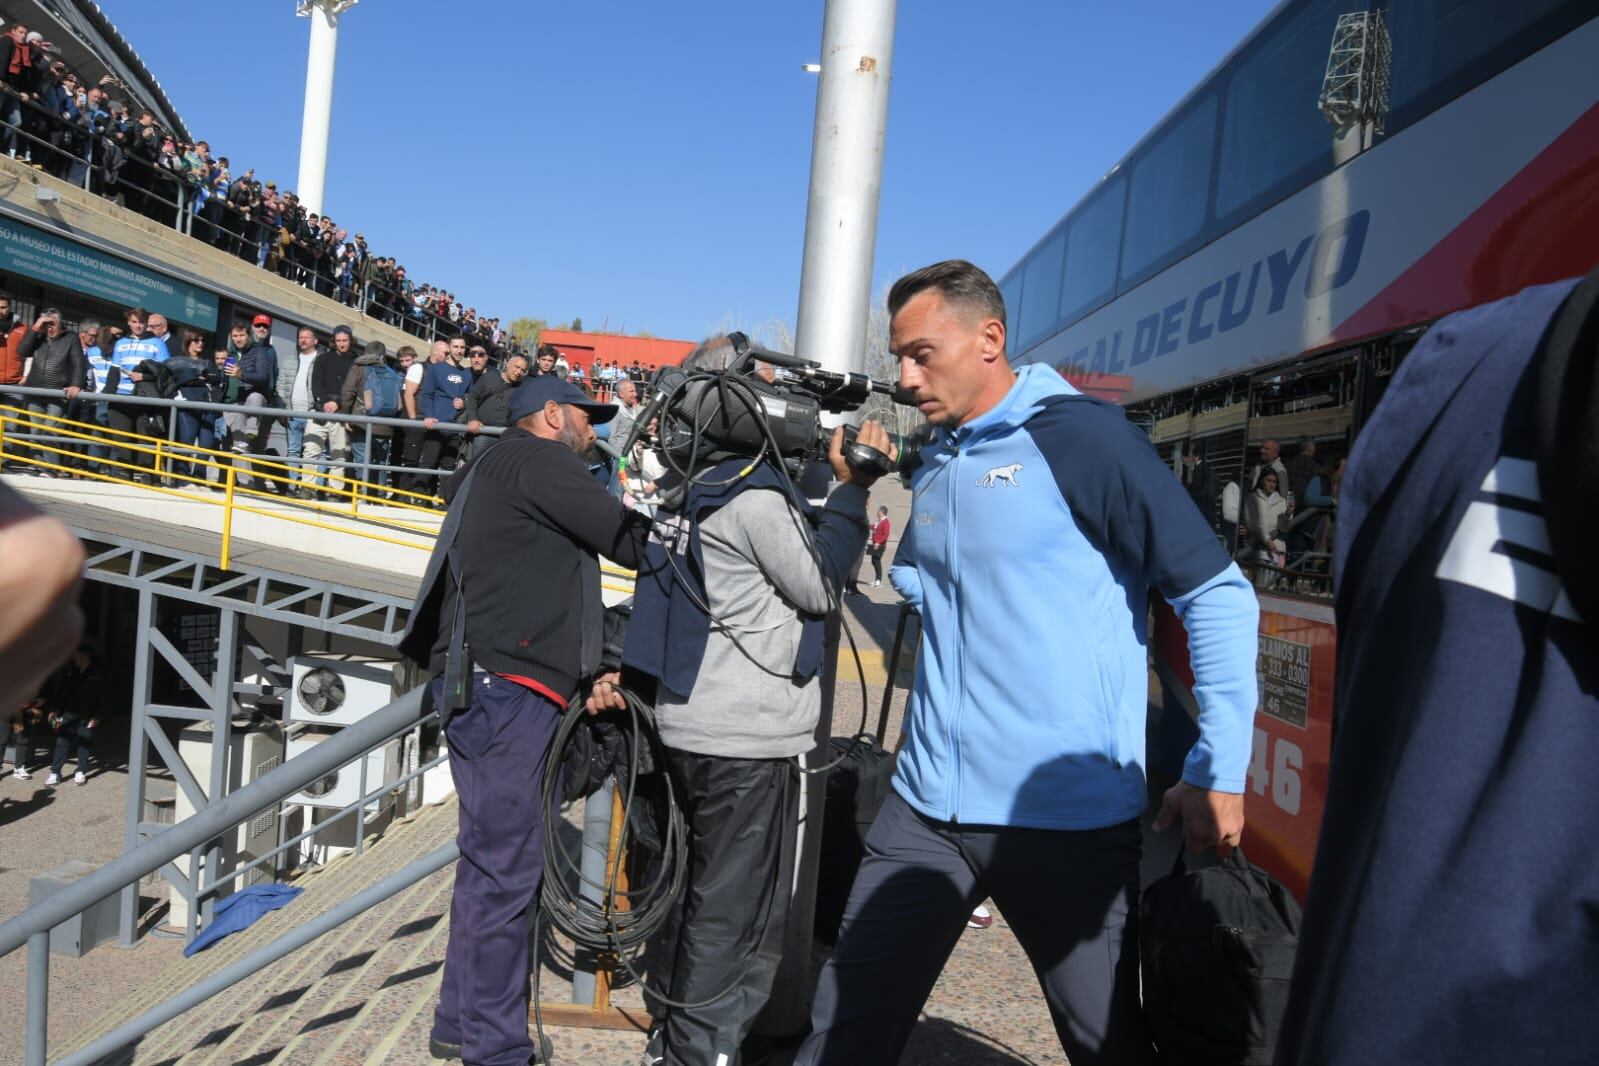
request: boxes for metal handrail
[0,691,452,1066]
[55,841,459,1066]
[196,728,449,900]
[1,383,500,440]
[0,402,642,590]
[0,686,429,958]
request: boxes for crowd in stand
[1,19,513,352]
[0,292,653,503]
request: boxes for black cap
[507,377,617,425]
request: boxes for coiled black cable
[532,684,790,1060]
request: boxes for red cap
[252,314,272,327]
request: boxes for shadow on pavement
[0,787,56,829]
[902,1015,1047,1064]
[840,596,905,654]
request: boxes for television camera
[615,332,914,482]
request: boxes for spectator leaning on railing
[301,324,356,499]
[416,340,472,488]
[16,308,86,472]
[340,340,402,491]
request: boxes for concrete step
[131,824,420,1065]
[277,872,453,1066]
[171,860,452,1066]
[55,798,458,1066]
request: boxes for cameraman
[592,338,893,1066]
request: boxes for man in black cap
[399,376,651,1066]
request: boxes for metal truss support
[98,526,406,946]
[117,588,240,945]
[74,528,409,644]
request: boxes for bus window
[1017,227,1067,351]
[1215,0,1345,223]
[1000,272,1024,347]
[1383,0,1591,135]
[1120,93,1219,288]
[1058,176,1126,324]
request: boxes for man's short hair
[126,306,149,323]
[887,259,1007,331]
[79,318,101,334]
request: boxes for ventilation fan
[285,735,402,810]
[296,668,346,717]
[288,656,401,727]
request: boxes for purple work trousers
[430,673,561,1066]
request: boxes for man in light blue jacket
[797,261,1259,1066]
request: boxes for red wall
[540,330,695,375]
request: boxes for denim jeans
[25,401,68,469]
[350,435,392,488]
[286,417,307,484]
[50,717,94,776]
[175,409,224,482]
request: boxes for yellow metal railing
[1,404,637,595]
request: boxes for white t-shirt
[404,363,424,387]
[290,350,318,410]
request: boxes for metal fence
[0,687,449,1066]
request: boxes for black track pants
[649,749,797,1066]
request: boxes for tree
[507,317,546,347]
[859,286,923,440]
[570,317,583,332]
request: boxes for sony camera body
[635,332,904,478]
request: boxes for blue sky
[105,0,1278,342]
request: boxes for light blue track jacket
[891,365,1259,830]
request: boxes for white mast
[295,0,359,215]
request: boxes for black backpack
[1140,847,1301,1065]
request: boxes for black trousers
[648,749,796,1066]
[416,430,462,493]
[796,793,1152,1066]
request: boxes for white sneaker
[12,767,29,781]
[872,579,882,587]
[74,771,86,786]
[967,903,994,929]
[45,772,60,786]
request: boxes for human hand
[0,485,84,711]
[452,397,464,410]
[585,672,626,716]
[224,364,239,378]
[130,371,143,382]
[423,417,438,429]
[323,401,337,413]
[828,420,897,488]
[467,420,483,434]
[1152,781,1245,857]
[65,385,80,400]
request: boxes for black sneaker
[428,1035,461,1061]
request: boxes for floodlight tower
[295,0,359,216]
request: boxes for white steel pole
[759,0,898,1038]
[296,1,355,216]
[792,0,898,381]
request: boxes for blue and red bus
[999,0,1599,896]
